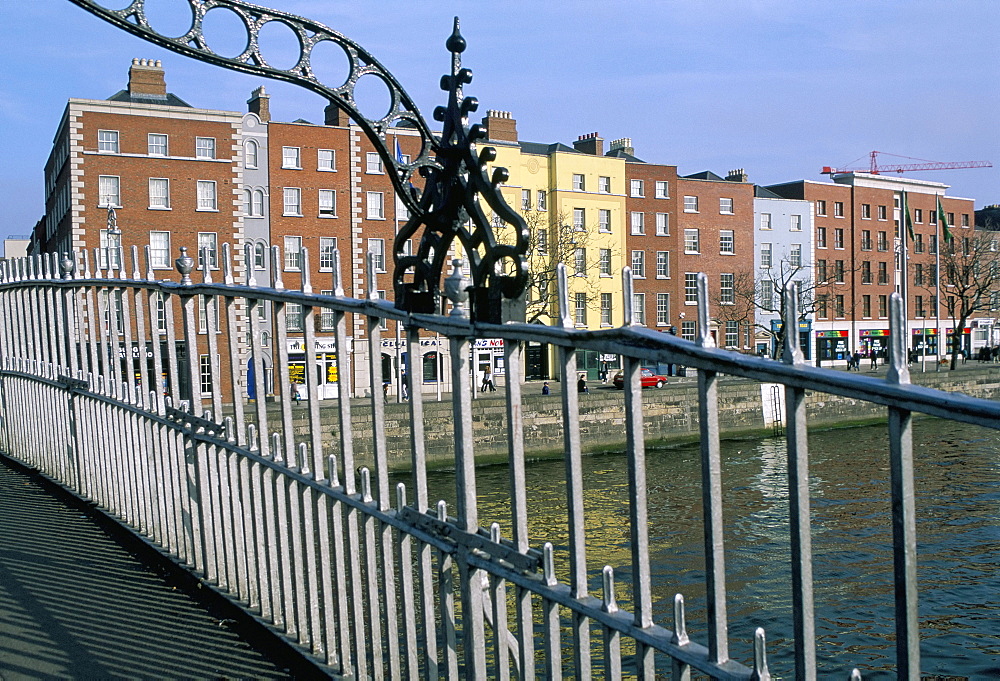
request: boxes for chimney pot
[128,57,167,98]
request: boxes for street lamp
[106,205,122,271]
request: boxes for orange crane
[821,150,992,176]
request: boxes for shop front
[815,330,849,363]
[288,338,339,400]
[911,328,938,356]
[770,319,812,360]
[945,327,972,356]
[473,338,505,389]
[859,329,890,359]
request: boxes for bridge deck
[0,457,292,680]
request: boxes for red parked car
[613,368,667,389]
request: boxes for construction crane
[821,151,992,176]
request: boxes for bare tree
[916,230,1000,369]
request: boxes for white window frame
[252,189,265,216]
[198,232,218,269]
[655,181,669,199]
[599,248,612,276]
[537,190,547,211]
[599,176,611,194]
[284,236,302,271]
[573,208,585,231]
[684,228,700,254]
[720,197,734,214]
[631,250,645,278]
[720,273,734,304]
[368,238,386,273]
[521,189,531,211]
[148,178,170,209]
[600,293,613,326]
[572,173,585,191]
[319,237,337,271]
[790,214,802,231]
[630,179,644,197]
[366,152,383,174]
[633,293,646,325]
[286,302,304,332]
[98,129,119,153]
[318,189,337,217]
[199,354,214,394]
[318,148,336,171]
[598,209,612,233]
[656,293,670,326]
[574,293,587,326]
[243,139,257,168]
[656,251,670,278]
[655,212,669,236]
[684,273,698,304]
[196,180,218,211]
[283,187,302,216]
[195,137,216,160]
[760,242,772,268]
[719,229,735,254]
[574,248,587,276]
[760,213,772,230]
[366,192,385,219]
[99,229,122,270]
[683,195,699,213]
[282,146,301,169]
[254,242,267,269]
[98,175,121,208]
[630,211,645,235]
[148,133,168,156]
[149,231,171,269]
[790,243,802,267]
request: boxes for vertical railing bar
[299,248,325,479]
[201,250,224,424]
[359,467,385,678]
[285,445,310,647]
[886,292,919,679]
[489,523,512,681]
[325,454,352,673]
[671,594,692,681]
[437,499,460,680]
[266,432,288,631]
[243,243,269,460]
[781,281,816,679]
[395,484,421,679]
[695,272,729,665]
[601,566,622,681]
[222,243,247,447]
[541,542,562,680]
[270,245,295,463]
[556,262,592,677]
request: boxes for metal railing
[1,246,998,680]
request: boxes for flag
[902,191,914,242]
[937,196,953,243]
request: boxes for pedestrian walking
[542,381,550,395]
[481,367,496,392]
[577,373,588,394]
[870,351,878,371]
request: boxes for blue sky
[2,0,997,250]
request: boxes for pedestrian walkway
[0,457,293,680]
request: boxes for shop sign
[911,328,938,336]
[472,338,504,349]
[946,327,971,335]
[859,329,890,337]
[287,337,339,353]
[815,330,848,338]
[599,354,618,362]
[380,338,442,349]
[770,319,812,333]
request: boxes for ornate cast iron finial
[444,258,470,318]
[393,18,529,323]
[176,247,194,285]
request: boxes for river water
[395,418,1000,678]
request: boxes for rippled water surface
[394,418,1000,678]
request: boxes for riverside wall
[289,367,1000,471]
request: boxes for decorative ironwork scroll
[67,0,529,321]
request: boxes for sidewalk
[0,457,298,680]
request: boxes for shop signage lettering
[472,339,504,349]
[380,338,441,349]
[859,329,890,337]
[815,330,848,338]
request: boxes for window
[199,355,214,394]
[816,200,827,216]
[929,234,938,254]
[720,197,734,214]
[521,189,531,211]
[915,296,925,318]
[283,236,302,271]
[148,178,170,209]
[861,230,872,250]
[572,174,585,191]
[914,208,923,223]
[149,231,170,268]
[630,212,645,235]
[861,204,871,219]
[254,242,266,269]
[285,302,304,332]
[98,175,121,207]
[684,195,699,212]
[280,187,301,216]
[574,248,587,275]
[198,232,218,269]
[861,260,872,284]
[198,296,219,334]
[600,293,613,326]
[251,189,264,216]
[320,290,336,331]
[725,321,739,348]
[720,273,734,304]
[681,321,696,341]
[656,293,670,325]
[914,233,924,253]
[834,228,844,249]
[536,228,548,253]
[758,282,775,310]
[633,293,645,325]
[197,180,217,211]
[366,152,383,173]
[790,214,802,231]
[154,293,167,333]
[242,188,252,215]
[598,209,611,232]
[759,213,772,230]
[195,137,216,159]
[599,176,611,193]
[684,229,700,253]
[319,237,337,270]
[573,208,585,231]
[720,230,735,254]
[98,129,119,153]
[148,133,168,156]
[834,201,844,217]
[878,295,888,318]
[877,231,887,251]
[368,239,386,272]
[961,213,970,228]
[790,243,802,267]
[684,273,698,303]
[99,229,122,270]
[655,181,669,199]
[914,264,924,286]
[366,192,385,219]
[835,295,845,318]
[318,148,336,171]
[599,248,612,276]
[537,190,547,211]
[877,205,887,221]
[817,227,827,248]
[760,243,772,268]
[239,139,257,169]
[319,189,337,217]
[631,250,645,278]
[834,260,845,283]
[877,261,888,285]
[655,213,669,236]
[656,251,670,278]
[862,295,872,318]
[817,259,827,282]
[574,293,587,326]
[929,210,938,226]
[282,146,301,169]
[928,267,937,286]
[630,179,644,197]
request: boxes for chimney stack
[247,86,270,123]
[608,137,634,156]
[324,102,345,126]
[128,58,166,98]
[573,132,603,156]
[481,110,518,142]
[726,168,749,182]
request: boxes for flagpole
[935,194,942,372]
[900,190,909,368]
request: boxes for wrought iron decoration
[67,0,529,322]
